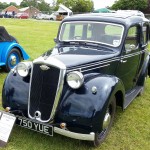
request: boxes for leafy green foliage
[111,0,148,11]
[20,0,29,7]
[56,0,94,12]
[20,0,51,12]
[0,2,18,9]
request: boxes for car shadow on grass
[9,125,96,150]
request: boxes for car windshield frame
[59,21,124,47]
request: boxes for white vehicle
[116,10,145,17]
[36,13,56,20]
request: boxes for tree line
[0,0,94,13]
[0,0,149,13]
[111,0,148,12]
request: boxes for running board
[124,86,143,109]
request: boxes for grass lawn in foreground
[0,18,150,150]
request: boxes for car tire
[93,97,116,147]
[3,48,21,72]
[50,18,54,20]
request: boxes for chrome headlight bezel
[16,62,32,77]
[67,71,84,89]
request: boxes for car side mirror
[54,38,58,43]
[125,44,136,53]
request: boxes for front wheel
[4,48,21,72]
[94,97,116,147]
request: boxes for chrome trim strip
[68,49,147,72]
[68,58,119,72]
[50,69,66,119]
[122,51,143,59]
[81,64,110,72]
[28,56,66,123]
[33,56,66,70]
[54,127,95,141]
[28,62,34,120]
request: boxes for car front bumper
[14,114,95,141]
[54,127,95,141]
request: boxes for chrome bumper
[54,127,95,141]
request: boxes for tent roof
[93,8,111,13]
[19,7,29,12]
[57,4,72,13]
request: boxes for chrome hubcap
[102,112,111,130]
[10,55,17,65]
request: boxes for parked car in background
[49,13,56,20]
[2,13,150,146]
[0,26,29,71]
[36,13,56,20]
[0,12,13,18]
[116,10,145,17]
[15,13,29,19]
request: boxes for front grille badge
[40,65,50,71]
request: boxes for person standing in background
[12,11,15,18]
[4,10,7,18]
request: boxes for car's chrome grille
[28,64,60,121]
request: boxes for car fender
[1,41,29,63]
[2,70,30,115]
[56,74,125,132]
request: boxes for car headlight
[17,62,31,77]
[67,71,84,89]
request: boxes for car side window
[125,26,138,51]
[142,23,149,45]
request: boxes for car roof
[63,13,149,26]
[0,26,14,42]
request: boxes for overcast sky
[0,0,116,9]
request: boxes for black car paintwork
[2,71,124,134]
[43,45,119,67]
[2,13,150,136]
[2,72,29,116]
[137,53,150,86]
[55,75,125,133]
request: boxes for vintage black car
[2,13,150,146]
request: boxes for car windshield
[59,21,124,47]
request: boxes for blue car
[0,26,29,72]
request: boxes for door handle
[121,60,127,63]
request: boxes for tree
[55,0,94,13]
[72,0,94,12]
[9,2,17,7]
[20,0,29,7]
[0,2,18,11]
[111,0,148,11]
[38,1,51,12]
[0,2,9,9]
[20,0,51,12]
[145,0,150,13]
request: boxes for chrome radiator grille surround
[28,60,66,122]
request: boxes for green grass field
[0,18,150,150]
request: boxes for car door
[137,22,149,73]
[116,25,141,91]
